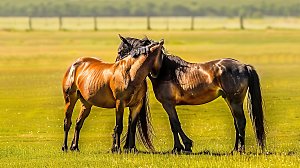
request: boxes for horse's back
[66,57,114,87]
[63,57,116,108]
[75,57,112,67]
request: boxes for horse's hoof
[184,147,192,152]
[184,141,193,152]
[238,148,245,154]
[171,149,180,154]
[62,145,68,152]
[70,145,80,151]
[111,147,121,154]
[184,146,192,153]
[230,148,245,155]
[182,149,192,154]
[171,145,184,154]
[124,147,138,154]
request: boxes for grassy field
[0,30,300,167]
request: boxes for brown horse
[117,36,265,153]
[61,39,164,153]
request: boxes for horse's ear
[159,39,164,46]
[118,34,124,40]
[142,35,149,41]
[118,34,130,46]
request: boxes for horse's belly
[177,88,221,105]
[89,96,116,108]
[153,81,222,105]
[81,86,116,108]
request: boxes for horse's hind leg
[220,66,248,153]
[62,93,78,151]
[70,98,92,151]
[227,100,246,153]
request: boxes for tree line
[0,0,299,17]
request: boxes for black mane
[163,52,189,67]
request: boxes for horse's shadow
[122,150,296,156]
[98,149,295,156]
[137,150,228,156]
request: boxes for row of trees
[0,0,299,17]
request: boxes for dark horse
[61,39,164,153]
[116,35,265,153]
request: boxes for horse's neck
[160,55,191,74]
[151,55,211,84]
[125,56,152,84]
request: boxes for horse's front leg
[123,103,142,153]
[162,102,187,153]
[178,127,193,153]
[111,100,124,153]
[123,114,138,153]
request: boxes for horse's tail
[137,81,155,152]
[63,61,80,98]
[246,65,266,151]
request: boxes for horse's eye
[120,50,126,55]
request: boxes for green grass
[0,30,300,167]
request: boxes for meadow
[0,29,300,167]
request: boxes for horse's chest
[110,68,145,104]
[113,78,142,100]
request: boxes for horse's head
[117,34,153,61]
[117,35,164,78]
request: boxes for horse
[116,35,266,153]
[61,39,164,153]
